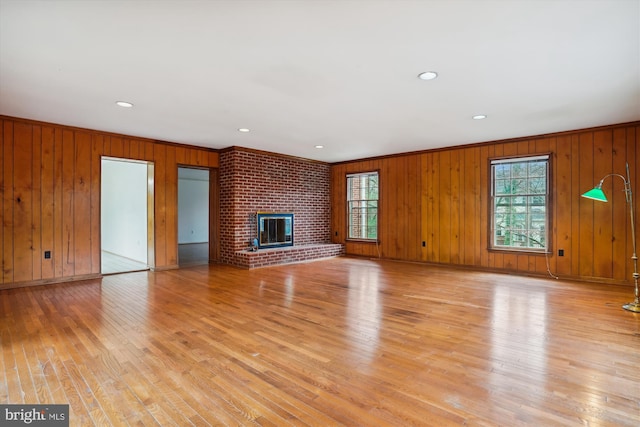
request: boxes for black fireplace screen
[257,213,293,248]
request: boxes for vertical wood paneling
[457,149,465,265]
[439,151,451,264]
[407,155,420,261]
[516,253,529,273]
[61,130,75,277]
[469,147,481,266]
[578,132,595,277]
[428,152,439,263]
[612,128,628,281]
[401,156,410,260]
[31,125,42,281]
[386,157,399,259]
[122,138,131,158]
[13,123,33,283]
[331,122,640,285]
[330,164,340,242]
[175,146,186,165]
[460,149,478,265]
[2,121,14,283]
[629,127,639,283]
[40,126,55,280]
[110,137,123,158]
[165,146,178,267]
[0,116,219,287]
[419,153,429,262]
[392,156,404,259]
[208,151,219,168]
[189,149,199,166]
[74,132,92,275]
[90,135,103,275]
[144,141,155,162]
[102,135,110,155]
[570,134,581,277]
[154,144,167,268]
[555,135,572,276]
[449,150,460,264]
[129,139,141,160]
[592,130,613,278]
[197,149,208,166]
[53,129,64,278]
[502,142,517,156]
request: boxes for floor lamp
[581,163,640,313]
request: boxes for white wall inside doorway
[178,168,209,244]
[101,158,148,264]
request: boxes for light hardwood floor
[1,257,638,426]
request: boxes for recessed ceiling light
[472,114,487,120]
[315,145,324,149]
[116,101,133,108]
[238,128,250,132]
[418,71,438,80]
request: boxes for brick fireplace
[219,147,343,268]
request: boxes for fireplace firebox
[257,213,293,248]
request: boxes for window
[490,155,549,252]
[347,172,379,240]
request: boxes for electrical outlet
[558,249,564,257]
[44,250,51,259]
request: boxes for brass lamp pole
[581,163,640,313]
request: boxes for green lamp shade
[581,185,608,202]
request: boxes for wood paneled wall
[3,114,638,287]
[331,123,640,284]
[0,116,218,288]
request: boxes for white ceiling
[1,0,639,163]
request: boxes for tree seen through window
[491,156,549,251]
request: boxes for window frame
[346,171,379,242]
[488,154,552,254]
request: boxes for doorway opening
[178,167,210,266]
[101,157,154,274]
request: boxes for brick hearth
[234,243,344,269]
